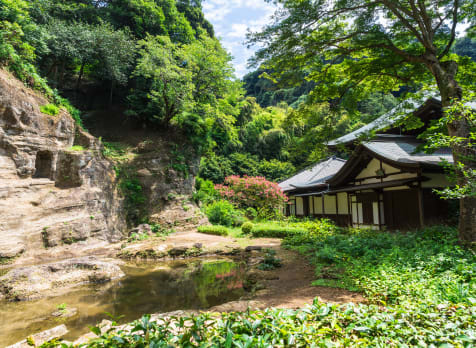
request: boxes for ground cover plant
[42,220,475,347]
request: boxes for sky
[202,0,277,79]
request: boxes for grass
[68,145,85,151]
[102,141,132,161]
[40,103,59,116]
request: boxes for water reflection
[0,258,245,346]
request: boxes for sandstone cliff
[0,70,126,260]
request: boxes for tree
[454,36,476,61]
[128,35,194,126]
[41,21,134,95]
[128,34,236,150]
[249,0,476,244]
[106,0,195,43]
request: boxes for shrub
[251,223,306,238]
[215,175,287,215]
[244,207,258,220]
[197,225,228,236]
[232,214,247,227]
[40,103,59,116]
[193,177,217,205]
[241,221,254,234]
[205,200,237,227]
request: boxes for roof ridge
[278,156,343,184]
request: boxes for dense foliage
[0,0,409,184]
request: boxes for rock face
[0,256,124,300]
[0,70,126,259]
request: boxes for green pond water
[0,258,246,346]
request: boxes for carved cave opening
[34,151,53,179]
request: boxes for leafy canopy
[249,0,476,106]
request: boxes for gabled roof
[327,97,441,146]
[279,157,346,192]
[327,137,453,186]
[364,139,453,166]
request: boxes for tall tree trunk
[431,60,476,245]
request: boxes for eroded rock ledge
[0,256,124,301]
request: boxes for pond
[0,258,246,346]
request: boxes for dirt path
[251,248,364,308]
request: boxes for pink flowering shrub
[215,176,288,215]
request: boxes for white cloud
[203,0,277,78]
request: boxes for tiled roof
[279,157,346,192]
[363,139,454,165]
[328,97,476,146]
[328,97,437,146]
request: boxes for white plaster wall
[337,193,348,214]
[324,195,337,214]
[296,197,304,215]
[356,159,401,179]
[314,196,323,214]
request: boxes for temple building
[279,98,455,229]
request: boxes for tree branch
[438,0,459,59]
[379,0,426,44]
[409,0,433,46]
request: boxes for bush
[241,221,253,234]
[205,200,237,226]
[40,103,59,116]
[193,177,217,205]
[215,176,287,215]
[250,223,306,238]
[197,225,228,236]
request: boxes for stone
[136,168,153,177]
[245,246,263,252]
[6,325,68,348]
[51,307,78,318]
[0,256,124,300]
[193,243,203,249]
[168,247,188,257]
[129,224,153,236]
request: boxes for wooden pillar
[417,182,424,228]
[377,191,382,231]
[335,194,339,215]
[347,192,351,227]
[322,195,325,217]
